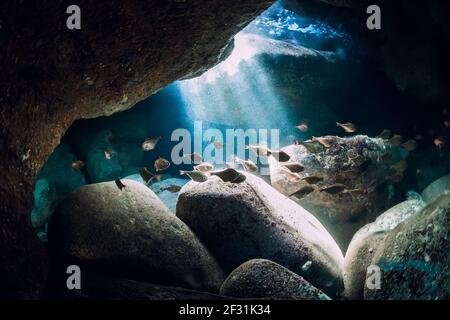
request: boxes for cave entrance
[31,1,449,253]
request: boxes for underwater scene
[3,0,450,303]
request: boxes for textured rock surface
[0,0,273,298]
[422,175,450,204]
[269,136,397,250]
[343,199,425,300]
[366,192,450,300]
[44,264,231,300]
[220,259,329,300]
[176,173,344,297]
[48,179,225,292]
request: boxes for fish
[154,157,171,172]
[139,167,161,184]
[115,178,126,191]
[282,162,305,173]
[71,160,85,170]
[194,162,214,173]
[380,152,392,163]
[299,140,326,153]
[434,136,445,149]
[209,139,224,149]
[210,168,246,183]
[182,152,202,164]
[312,136,335,148]
[295,123,309,132]
[388,134,403,147]
[391,160,408,173]
[338,170,359,181]
[401,139,417,152]
[377,129,392,140]
[161,185,182,193]
[235,157,258,172]
[389,173,404,183]
[320,184,346,195]
[246,145,272,157]
[343,187,368,195]
[281,167,301,182]
[336,122,357,133]
[271,150,290,162]
[180,170,208,182]
[142,136,161,151]
[104,150,112,160]
[289,185,315,199]
[301,175,324,184]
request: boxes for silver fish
[289,186,315,199]
[210,168,246,183]
[246,145,272,157]
[194,162,214,173]
[142,136,161,151]
[282,162,305,173]
[180,170,208,182]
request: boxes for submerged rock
[421,174,450,204]
[176,173,344,297]
[48,179,225,292]
[343,199,425,300]
[366,192,450,300]
[44,266,230,300]
[220,259,329,300]
[269,136,399,250]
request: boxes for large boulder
[343,199,425,300]
[220,259,330,300]
[48,179,225,292]
[176,173,344,297]
[269,136,399,250]
[365,192,450,300]
[421,175,450,204]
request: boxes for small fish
[444,120,450,128]
[401,139,417,152]
[71,160,85,170]
[282,162,305,173]
[336,122,357,133]
[320,184,346,195]
[115,178,126,191]
[388,134,403,147]
[377,129,392,140]
[434,136,445,149]
[182,152,202,164]
[154,157,171,172]
[194,162,214,173]
[338,170,359,181]
[380,152,392,163]
[210,168,246,183]
[104,150,112,160]
[389,173,404,183]
[271,150,290,162]
[301,175,324,184]
[312,136,334,148]
[139,167,161,184]
[391,160,408,173]
[161,185,182,193]
[246,145,272,157]
[343,187,368,195]
[296,123,309,132]
[209,139,224,149]
[302,261,313,272]
[142,136,161,151]
[235,157,258,172]
[299,140,326,153]
[289,186,315,199]
[180,170,208,182]
[281,167,301,182]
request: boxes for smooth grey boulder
[365,192,450,300]
[422,174,450,204]
[48,179,225,292]
[220,259,330,300]
[343,199,425,300]
[176,173,344,297]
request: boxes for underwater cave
[1,0,450,302]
